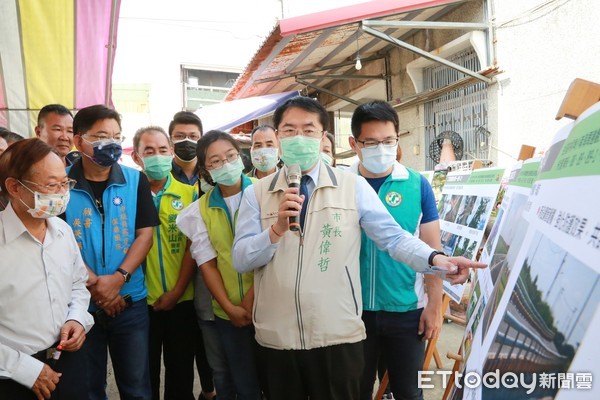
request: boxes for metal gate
[424,49,489,169]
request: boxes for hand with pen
[31,320,86,399]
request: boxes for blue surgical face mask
[209,157,245,186]
[83,138,122,167]
[360,144,397,174]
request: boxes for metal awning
[195,90,299,132]
[225,0,494,111]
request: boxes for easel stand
[374,294,465,400]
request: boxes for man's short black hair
[273,96,329,132]
[73,105,121,135]
[37,104,73,127]
[0,128,25,144]
[168,111,203,136]
[251,124,276,138]
[351,100,399,138]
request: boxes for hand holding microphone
[270,165,304,241]
[287,164,302,231]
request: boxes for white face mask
[251,147,279,172]
[18,182,70,219]
[360,144,397,174]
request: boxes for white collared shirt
[0,203,94,388]
[232,162,434,273]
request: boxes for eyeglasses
[356,136,399,149]
[21,178,77,193]
[84,133,124,144]
[172,133,201,142]
[206,153,240,170]
[277,128,324,138]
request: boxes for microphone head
[287,164,301,186]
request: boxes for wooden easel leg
[423,336,439,370]
[442,350,463,400]
[433,347,443,369]
[374,371,389,400]
[423,295,452,370]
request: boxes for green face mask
[280,136,321,171]
[320,152,333,166]
[142,154,173,180]
[199,178,213,194]
[209,157,244,186]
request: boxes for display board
[431,169,448,205]
[437,167,505,303]
[453,103,600,400]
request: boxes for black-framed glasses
[206,153,240,170]
[356,136,399,149]
[172,133,201,142]
[276,128,324,138]
[21,178,77,193]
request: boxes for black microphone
[287,164,302,231]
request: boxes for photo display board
[455,102,600,400]
[431,169,448,205]
[437,167,505,303]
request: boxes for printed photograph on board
[482,231,600,400]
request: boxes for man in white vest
[232,96,485,400]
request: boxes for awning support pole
[362,20,489,30]
[299,74,385,81]
[296,79,361,105]
[254,55,383,85]
[360,24,492,84]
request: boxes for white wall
[493,0,600,165]
[387,0,600,170]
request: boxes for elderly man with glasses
[0,138,94,400]
[65,105,159,400]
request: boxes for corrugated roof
[226,0,467,103]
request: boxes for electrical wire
[497,0,572,29]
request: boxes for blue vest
[66,162,146,302]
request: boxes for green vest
[358,163,425,312]
[146,175,197,305]
[200,175,255,320]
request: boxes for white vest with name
[253,163,365,350]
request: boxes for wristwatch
[116,268,131,283]
[428,250,447,266]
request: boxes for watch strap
[428,250,447,266]
[116,268,130,283]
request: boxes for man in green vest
[132,126,198,400]
[348,101,442,400]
